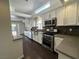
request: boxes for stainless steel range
[42,17,57,51]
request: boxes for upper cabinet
[56,7,65,26]
[56,2,78,26]
[45,13,50,20]
[50,10,56,19]
[41,15,45,27]
[64,3,77,25]
[77,2,79,25]
[37,0,79,26]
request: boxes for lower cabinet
[37,32,43,44]
[32,32,43,44]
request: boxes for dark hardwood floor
[23,37,58,59]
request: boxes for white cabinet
[56,7,65,26]
[41,15,45,27]
[37,32,43,44]
[32,32,43,44]
[77,2,79,25]
[64,3,77,25]
[50,11,56,19]
[56,3,78,26]
[32,32,38,42]
[45,1,79,26]
[44,13,49,20]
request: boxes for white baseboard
[17,55,24,59]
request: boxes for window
[37,17,43,29]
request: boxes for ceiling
[9,0,49,15]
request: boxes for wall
[0,1,23,59]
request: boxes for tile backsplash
[57,26,79,36]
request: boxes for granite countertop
[55,34,79,59]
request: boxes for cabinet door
[56,7,65,26]
[44,13,49,20]
[37,32,43,44]
[41,15,45,27]
[32,32,38,42]
[64,3,77,25]
[77,2,79,25]
[50,10,56,19]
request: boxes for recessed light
[64,0,69,2]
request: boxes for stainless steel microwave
[44,17,57,26]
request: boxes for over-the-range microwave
[44,17,57,26]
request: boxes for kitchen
[24,1,79,59]
[9,0,79,59]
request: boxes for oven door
[42,34,54,48]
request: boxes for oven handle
[43,34,53,37]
